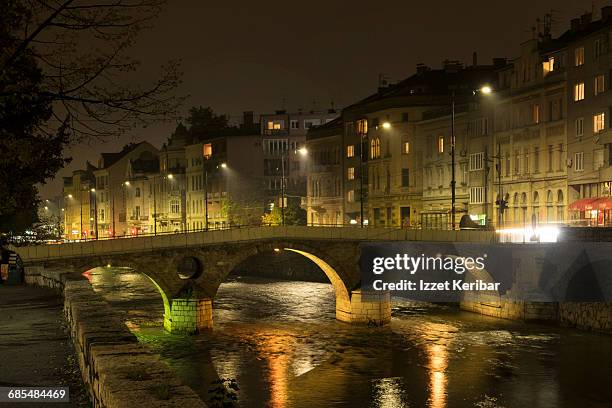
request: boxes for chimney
[416,63,430,74]
[242,111,254,129]
[472,52,478,66]
[602,6,612,20]
[442,59,462,73]
[492,57,507,67]
[570,18,580,32]
[581,13,592,27]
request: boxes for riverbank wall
[23,266,207,408]
[460,296,611,333]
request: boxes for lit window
[403,141,411,154]
[574,46,584,66]
[595,74,605,95]
[370,138,381,159]
[347,190,355,202]
[437,136,444,154]
[576,117,584,137]
[203,143,212,159]
[574,152,584,172]
[356,119,368,135]
[347,167,355,180]
[346,145,355,158]
[542,56,555,75]
[594,112,606,133]
[267,120,283,130]
[574,83,585,101]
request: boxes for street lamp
[90,188,98,239]
[381,121,391,129]
[450,85,494,230]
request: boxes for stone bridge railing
[14,226,497,262]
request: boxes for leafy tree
[0,0,183,234]
[260,200,306,226]
[185,106,239,142]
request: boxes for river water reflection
[88,268,612,408]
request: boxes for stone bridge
[15,226,496,333]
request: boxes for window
[524,148,530,173]
[401,112,409,122]
[576,117,584,137]
[543,56,555,75]
[574,152,584,171]
[558,143,564,171]
[574,46,584,66]
[505,152,510,176]
[346,145,355,158]
[403,141,411,154]
[135,187,140,197]
[266,120,284,130]
[304,119,321,129]
[401,168,410,187]
[595,39,603,59]
[470,187,484,204]
[594,112,606,133]
[170,200,180,214]
[347,190,355,202]
[548,145,553,172]
[347,167,355,180]
[203,143,212,159]
[534,146,540,173]
[356,119,368,135]
[290,119,299,129]
[370,138,381,159]
[469,152,484,171]
[595,74,605,95]
[574,82,585,101]
[514,150,520,174]
[532,104,540,124]
[437,136,444,153]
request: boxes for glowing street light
[124,181,130,186]
[480,85,493,94]
[67,194,73,199]
[220,162,227,169]
[167,174,174,179]
[297,147,308,156]
[381,121,391,129]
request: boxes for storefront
[568,197,612,226]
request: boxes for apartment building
[304,118,343,225]
[185,134,264,230]
[564,9,612,226]
[91,141,159,237]
[339,60,501,227]
[63,163,96,240]
[493,38,568,229]
[260,110,338,208]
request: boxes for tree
[0,0,183,234]
[185,106,239,142]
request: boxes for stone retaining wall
[461,295,611,334]
[24,267,207,408]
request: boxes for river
[87,267,612,408]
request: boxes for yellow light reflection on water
[418,322,456,408]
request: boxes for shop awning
[593,197,612,210]
[569,197,612,211]
[569,198,598,211]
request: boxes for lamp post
[79,188,84,240]
[90,188,97,240]
[281,150,286,226]
[123,181,130,237]
[360,121,391,227]
[204,163,227,231]
[450,86,493,230]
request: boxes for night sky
[42,0,603,199]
